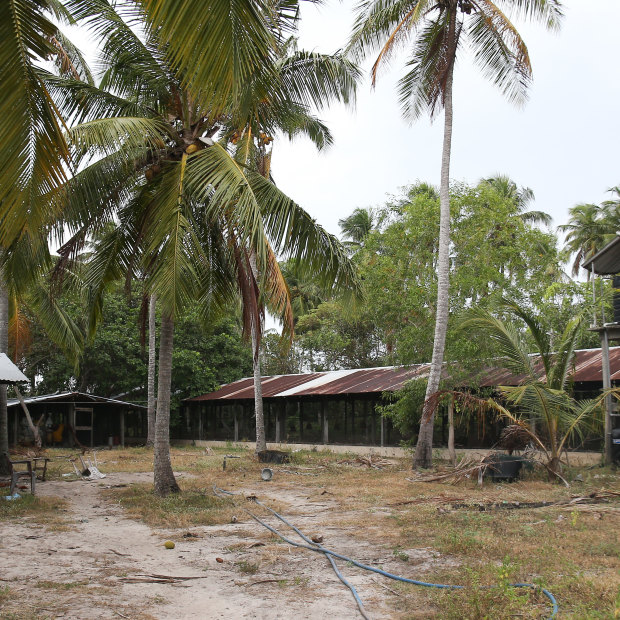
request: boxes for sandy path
[0,473,451,619]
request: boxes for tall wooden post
[120,409,125,448]
[601,329,613,465]
[234,407,239,442]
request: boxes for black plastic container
[483,453,525,482]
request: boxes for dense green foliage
[281,179,599,374]
[15,287,252,416]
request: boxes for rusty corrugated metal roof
[186,347,620,402]
[188,373,325,401]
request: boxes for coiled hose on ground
[213,485,558,619]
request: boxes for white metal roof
[6,391,147,409]
[0,353,28,384]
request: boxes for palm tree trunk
[153,313,179,496]
[252,324,266,453]
[146,294,157,447]
[0,282,9,475]
[249,252,267,454]
[413,8,456,470]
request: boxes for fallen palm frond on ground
[406,456,489,484]
[118,573,209,584]
[448,489,620,511]
[337,455,392,469]
[388,495,465,507]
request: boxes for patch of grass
[0,491,68,527]
[36,580,89,591]
[111,483,233,528]
[236,560,259,574]
[0,585,11,605]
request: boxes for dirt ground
[1,448,618,619]
[0,470,451,619]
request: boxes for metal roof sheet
[187,347,620,402]
[0,353,28,384]
[6,391,147,409]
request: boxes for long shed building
[184,347,620,448]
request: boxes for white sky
[270,0,620,236]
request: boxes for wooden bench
[9,459,36,496]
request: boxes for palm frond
[24,279,84,364]
[0,0,71,244]
[42,71,151,124]
[459,306,539,381]
[505,0,563,31]
[468,0,532,107]
[67,116,170,159]
[66,0,171,107]
[48,28,94,84]
[139,0,282,113]
[142,155,200,317]
[276,49,360,110]
[347,0,429,62]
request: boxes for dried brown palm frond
[406,455,491,485]
[497,424,532,454]
[422,389,496,422]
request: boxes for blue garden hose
[214,485,558,619]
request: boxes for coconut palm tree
[601,186,620,237]
[220,35,360,454]
[0,0,90,472]
[51,3,359,493]
[480,175,552,227]
[347,0,563,468]
[461,299,607,478]
[558,203,608,279]
[339,208,377,253]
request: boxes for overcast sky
[270,0,620,237]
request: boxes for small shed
[8,392,147,448]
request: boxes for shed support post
[68,403,75,447]
[322,402,328,445]
[371,403,376,445]
[380,413,384,448]
[234,408,239,442]
[13,408,17,446]
[298,401,303,442]
[120,409,125,448]
[275,407,280,444]
[601,329,613,465]
[199,407,203,441]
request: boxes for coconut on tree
[347,0,563,468]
